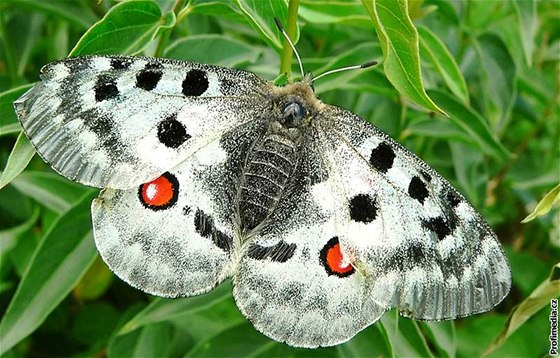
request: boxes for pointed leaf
[0,132,35,190]
[118,281,232,335]
[522,183,560,223]
[70,0,175,56]
[418,26,469,104]
[483,263,560,355]
[0,191,98,355]
[362,0,445,114]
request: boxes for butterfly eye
[282,102,306,128]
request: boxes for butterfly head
[272,81,325,129]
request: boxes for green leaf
[362,0,445,114]
[185,321,282,357]
[483,262,560,356]
[313,43,386,95]
[299,1,371,27]
[118,281,232,335]
[110,322,176,358]
[381,310,435,357]
[0,132,35,190]
[420,321,456,358]
[165,34,262,67]
[70,0,176,56]
[521,183,560,223]
[72,255,113,301]
[10,171,88,213]
[235,0,295,51]
[474,34,517,129]
[511,0,537,68]
[428,89,510,162]
[0,85,32,134]
[337,324,393,357]
[2,0,98,29]
[418,26,469,105]
[0,191,98,355]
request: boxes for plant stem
[154,0,189,57]
[279,0,300,80]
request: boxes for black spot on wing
[182,69,208,96]
[110,57,132,70]
[194,209,232,251]
[94,75,119,102]
[157,113,190,148]
[369,141,395,173]
[136,63,163,91]
[247,241,296,263]
[446,189,462,208]
[408,176,429,204]
[420,170,432,182]
[84,111,114,137]
[349,193,377,223]
[422,216,456,241]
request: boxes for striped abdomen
[238,132,299,231]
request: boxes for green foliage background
[0,0,559,357]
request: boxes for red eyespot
[320,237,355,277]
[138,172,179,210]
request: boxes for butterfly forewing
[319,107,511,319]
[14,56,270,189]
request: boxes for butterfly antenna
[312,60,378,82]
[274,17,305,80]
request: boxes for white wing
[14,56,270,189]
[232,132,388,348]
[318,107,511,320]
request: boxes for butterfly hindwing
[15,56,269,189]
[318,107,511,320]
[92,136,235,297]
[232,136,388,348]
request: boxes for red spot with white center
[138,172,178,210]
[320,237,355,277]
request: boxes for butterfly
[14,48,511,347]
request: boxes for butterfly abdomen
[238,130,301,231]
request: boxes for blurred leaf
[521,183,560,223]
[11,171,89,213]
[362,0,445,114]
[110,322,177,358]
[483,262,560,356]
[70,0,175,56]
[337,323,393,357]
[0,85,32,134]
[0,191,97,355]
[72,302,120,345]
[406,115,476,144]
[235,0,295,51]
[185,320,282,357]
[73,254,113,301]
[381,310,434,357]
[420,321,456,358]
[2,0,98,29]
[189,0,245,22]
[313,43,385,95]
[0,207,39,257]
[299,1,371,27]
[418,26,469,104]
[165,34,262,67]
[118,281,232,335]
[429,89,510,162]
[474,34,516,130]
[0,132,35,190]
[511,0,537,67]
